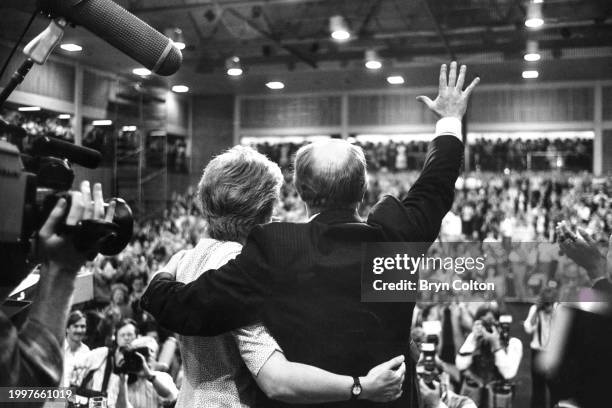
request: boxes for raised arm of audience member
[556,221,609,282]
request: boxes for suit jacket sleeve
[141,227,272,336]
[367,133,464,242]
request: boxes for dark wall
[191,95,235,174]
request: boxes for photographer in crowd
[71,318,178,408]
[523,285,558,408]
[455,304,523,408]
[411,327,476,408]
[0,181,113,386]
[114,336,178,408]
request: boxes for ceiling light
[525,3,544,28]
[58,114,71,119]
[365,49,382,70]
[226,56,243,76]
[122,125,137,132]
[18,106,41,112]
[266,81,285,90]
[165,28,186,51]
[522,70,539,79]
[524,40,541,61]
[172,85,189,93]
[387,75,404,85]
[330,15,351,41]
[60,43,82,52]
[132,68,152,77]
[524,53,541,62]
[533,0,543,3]
[92,119,113,126]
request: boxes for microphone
[31,136,102,168]
[38,0,182,76]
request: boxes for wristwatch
[350,377,362,400]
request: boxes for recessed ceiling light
[92,119,113,126]
[133,68,152,76]
[165,28,186,51]
[331,30,350,41]
[524,53,541,62]
[387,75,404,85]
[364,49,382,70]
[330,16,351,42]
[18,106,41,112]
[266,81,285,90]
[60,43,83,52]
[226,56,243,76]
[525,3,544,28]
[227,68,243,76]
[365,60,382,70]
[522,70,539,79]
[58,114,71,119]
[172,85,189,93]
[525,18,544,28]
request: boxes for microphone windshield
[40,0,182,76]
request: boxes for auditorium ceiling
[2,0,612,94]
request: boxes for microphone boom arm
[0,19,66,108]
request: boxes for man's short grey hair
[293,140,367,211]
[198,146,283,242]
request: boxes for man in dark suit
[141,62,479,407]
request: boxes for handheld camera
[498,314,513,346]
[417,342,440,386]
[0,121,133,286]
[114,346,150,374]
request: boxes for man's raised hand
[417,61,480,120]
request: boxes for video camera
[0,120,133,286]
[114,346,150,374]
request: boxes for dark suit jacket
[141,134,463,407]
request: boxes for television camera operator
[0,181,115,386]
[455,304,523,408]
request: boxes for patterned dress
[175,238,281,408]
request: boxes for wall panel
[0,45,74,103]
[349,94,436,126]
[241,96,341,128]
[83,70,113,109]
[468,88,594,123]
[603,87,612,121]
[602,129,612,174]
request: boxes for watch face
[352,384,362,395]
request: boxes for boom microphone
[38,0,182,76]
[31,136,102,168]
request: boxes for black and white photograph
[1,1,612,408]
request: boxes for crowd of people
[249,137,593,173]
[57,164,607,407]
[4,63,609,408]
